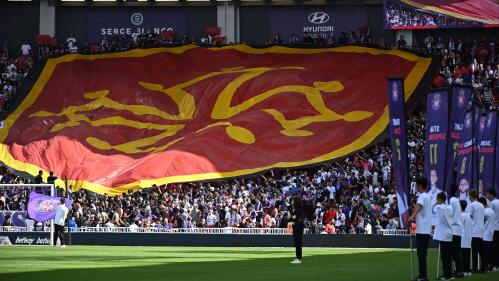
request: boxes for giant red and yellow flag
[0,45,433,194]
[401,0,499,26]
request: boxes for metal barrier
[0,226,298,235]
[1,226,408,235]
[377,229,409,236]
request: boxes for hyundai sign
[269,6,368,41]
[87,8,187,43]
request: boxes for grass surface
[0,246,498,281]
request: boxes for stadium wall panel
[240,6,270,44]
[5,2,40,56]
[55,6,217,45]
[186,7,218,41]
[0,232,439,248]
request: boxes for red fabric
[401,0,499,24]
[213,36,226,43]
[204,27,221,36]
[324,208,336,224]
[49,37,58,47]
[1,47,430,191]
[35,35,50,44]
[16,55,27,71]
[160,30,176,39]
[432,75,448,87]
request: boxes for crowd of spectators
[0,31,497,233]
[0,42,34,117]
[385,1,483,29]
[1,112,427,234]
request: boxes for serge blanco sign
[87,9,187,42]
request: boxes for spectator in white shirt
[20,42,31,56]
[460,200,472,276]
[206,210,217,227]
[480,197,495,272]
[408,177,432,281]
[67,33,76,48]
[466,189,485,272]
[485,189,499,270]
[433,192,453,280]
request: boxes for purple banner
[478,111,497,196]
[269,6,368,42]
[87,8,187,43]
[27,192,72,223]
[496,112,499,195]
[445,87,472,196]
[424,91,449,212]
[472,105,482,192]
[0,211,27,227]
[387,78,409,228]
[455,111,474,201]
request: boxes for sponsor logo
[13,236,51,245]
[34,198,59,214]
[308,12,330,25]
[431,93,441,111]
[130,13,144,26]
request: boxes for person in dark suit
[289,196,304,264]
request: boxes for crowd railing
[0,225,411,235]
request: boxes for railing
[377,229,409,236]
[1,226,408,235]
[0,226,298,235]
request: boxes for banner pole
[409,228,414,280]
[50,184,54,246]
[65,176,71,246]
[436,244,441,278]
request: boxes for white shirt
[490,198,499,231]
[21,44,31,56]
[54,203,69,226]
[433,204,453,242]
[461,212,472,248]
[206,213,217,226]
[466,201,485,238]
[483,207,495,242]
[416,192,432,234]
[449,197,463,236]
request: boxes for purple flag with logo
[445,86,472,195]
[27,192,72,222]
[472,105,483,191]
[424,91,449,198]
[478,111,497,196]
[455,111,474,200]
[387,78,409,228]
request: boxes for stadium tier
[0,1,498,281]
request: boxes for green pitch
[0,246,497,281]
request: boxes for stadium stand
[1,32,497,235]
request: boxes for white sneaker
[290,259,301,264]
[60,245,66,248]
